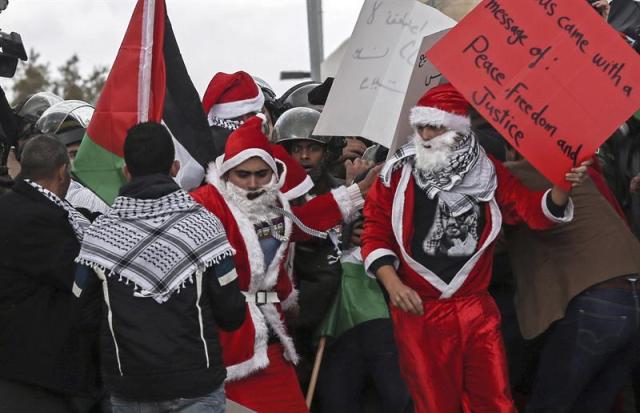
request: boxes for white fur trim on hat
[409,106,470,134]
[213,155,288,193]
[282,175,313,201]
[218,148,278,177]
[207,89,265,120]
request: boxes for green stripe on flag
[316,261,390,341]
[72,133,126,205]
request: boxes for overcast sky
[0,0,363,100]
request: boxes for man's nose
[300,149,311,160]
[248,175,259,190]
[420,130,436,141]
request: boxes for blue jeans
[527,281,640,413]
[110,386,225,413]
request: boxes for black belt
[243,291,280,306]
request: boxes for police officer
[273,107,346,389]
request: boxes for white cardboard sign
[314,0,456,148]
[388,28,451,155]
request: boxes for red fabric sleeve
[290,192,343,242]
[493,158,554,229]
[361,175,398,264]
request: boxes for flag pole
[305,336,327,408]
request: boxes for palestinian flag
[73,0,217,204]
[316,248,390,341]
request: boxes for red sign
[428,0,640,189]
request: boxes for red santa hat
[218,115,278,177]
[410,83,471,134]
[202,71,265,120]
[270,143,314,200]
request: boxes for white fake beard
[223,175,281,224]
[413,130,458,173]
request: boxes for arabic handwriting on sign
[360,76,404,94]
[353,47,390,60]
[367,0,383,25]
[425,73,442,87]
[385,11,428,34]
[418,54,427,68]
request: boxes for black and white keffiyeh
[76,189,234,303]
[381,133,497,217]
[25,179,90,241]
[208,115,242,131]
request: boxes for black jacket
[0,180,98,396]
[79,174,246,401]
[292,174,344,329]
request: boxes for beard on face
[223,175,281,223]
[305,163,325,182]
[413,130,458,173]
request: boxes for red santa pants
[225,343,309,413]
[391,292,516,413]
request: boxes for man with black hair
[273,107,348,389]
[74,121,246,413]
[0,134,96,412]
[122,121,177,176]
[191,115,376,413]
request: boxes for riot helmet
[252,75,282,135]
[14,92,63,141]
[273,107,345,166]
[36,100,94,147]
[278,81,323,113]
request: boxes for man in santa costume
[202,70,313,201]
[361,83,589,413]
[191,115,375,413]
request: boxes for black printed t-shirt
[410,182,486,284]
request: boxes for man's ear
[57,163,70,184]
[122,165,132,182]
[170,160,180,178]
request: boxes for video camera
[0,31,26,78]
[0,1,27,78]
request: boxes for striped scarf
[381,133,497,217]
[24,179,90,241]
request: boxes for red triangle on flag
[87,0,167,157]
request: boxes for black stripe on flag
[161,12,219,169]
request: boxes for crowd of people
[0,1,639,412]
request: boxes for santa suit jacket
[191,167,362,381]
[361,158,573,300]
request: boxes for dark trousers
[0,378,95,413]
[316,318,413,413]
[527,282,640,413]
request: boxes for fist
[345,158,374,185]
